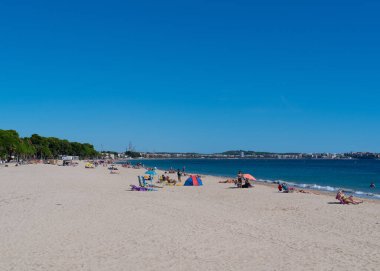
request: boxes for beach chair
[138,176,157,191]
[138,176,146,187]
[281,184,294,193]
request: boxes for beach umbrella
[145,170,157,176]
[184,175,203,186]
[144,170,157,185]
[243,174,256,181]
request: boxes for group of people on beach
[219,171,253,188]
[237,171,253,188]
[159,174,177,185]
[82,161,370,204]
[163,168,187,182]
[217,170,367,204]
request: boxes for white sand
[1,163,380,271]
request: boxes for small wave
[354,191,366,195]
[354,191,380,198]
[257,178,380,199]
[310,185,337,192]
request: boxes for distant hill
[220,150,302,155]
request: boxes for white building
[60,155,79,161]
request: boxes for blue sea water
[122,159,380,199]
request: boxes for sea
[120,159,380,199]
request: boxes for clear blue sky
[0,0,379,153]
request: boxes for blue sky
[0,0,379,153]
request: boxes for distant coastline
[119,154,380,161]
[119,149,380,160]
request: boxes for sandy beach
[1,163,380,271]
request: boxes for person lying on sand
[145,183,163,189]
[159,175,166,183]
[278,184,318,194]
[162,176,177,185]
[219,179,237,184]
[336,190,363,205]
[297,189,320,195]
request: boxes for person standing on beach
[177,169,182,182]
[237,171,243,188]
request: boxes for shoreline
[118,160,380,201]
[119,157,380,161]
[155,169,380,204]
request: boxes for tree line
[0,129,98,161]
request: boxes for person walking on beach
[177,169,182,182]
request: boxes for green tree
[1,130,98,160]
[0,130,21,161]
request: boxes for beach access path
[0,163,379,271]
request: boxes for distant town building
[60,155,79,161]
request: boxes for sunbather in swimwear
[342,195,363,204]
[219,179,237,184]
[336,190,363,204]
[296,189,319,195]
[165,176,177,185]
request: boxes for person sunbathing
[296,189,319,195]
[165,176,177,185]
[219,179,237,184]
[144,183,163,189]
[343,195,363,204]
[336,190,363,205]
[159,175,166,183]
